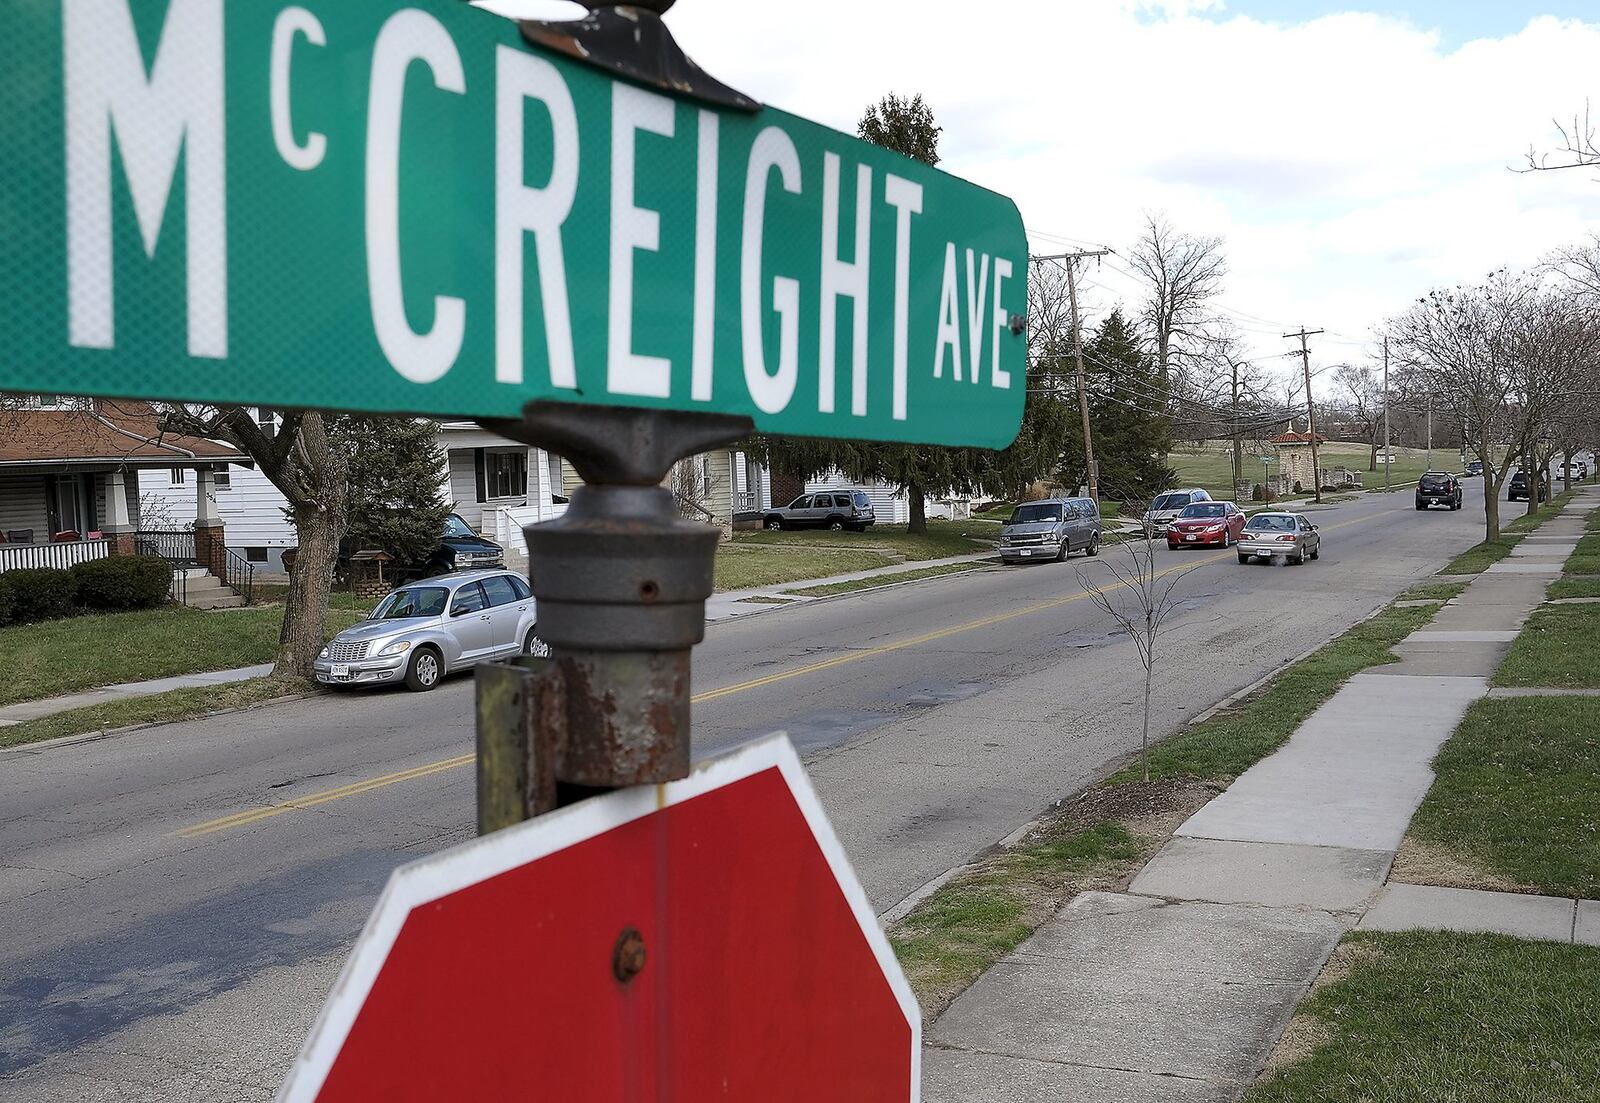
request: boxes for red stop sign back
[278,735,920,1101]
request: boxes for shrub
[1292,480,1304,494]
[1251,483,1265,502]
[4,567,76,623]
[71,555,173,611]
[0,576,13,626]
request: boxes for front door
[479,574,530,657]
[45,474,94,536]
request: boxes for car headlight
[318,646,329,659]
[378,640,412,656]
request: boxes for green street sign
[0,0,1027,448]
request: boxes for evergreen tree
[328,416,452,567]
[1067,309,1175,503]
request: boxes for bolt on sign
[276,737,921,1101]
[1,0,1028,449]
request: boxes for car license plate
[1020,549,1032,557]
[332,663,350,678]
[1184,535,1197,541]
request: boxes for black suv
[1507,471,1549,503]
[424,513,506,575]
[1415,472,1462,511]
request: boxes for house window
[254,407,277,439]
[474,449,527,501]
[244,546,268,563]
[170,467,186,486]
[212,465,232,490]
[547,453,565,501]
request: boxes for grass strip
[1439,535,1521,575]
[890,594,1440,1016]
[1493,602,1600,688]
[1548,577,1600,599]
[713,545,888,591]
[1398,581,1469,602]
[1406,695,1600,897]
[1119,600,1439,784]
[783,560,989,598]
[733,519,994,561]
[1247,931,1600,1103]
[0,677,311,750]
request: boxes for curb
[0,691,321,756]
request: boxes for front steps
[173,567,246,609]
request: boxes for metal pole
[1426,392,1433,470]
[1285,327,1325,504]
[1382,337,1390,494]
[1064,260,1097,504]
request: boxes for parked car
[762,490,876,531]
[315,569,544,692]
[1507,471,1550,502]
[1415,471,1462,511]
[1562,459,1590,480]
[419,513,505,576]
[999,497,1101,563]
[1141,488,1213,537]
[1237,511,1320,565]
[1167,501,1246,549]
[1463,459,1484,478]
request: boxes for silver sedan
[1237,512,1321,565]
[314,570,547,691]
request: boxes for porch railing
[133,529,197,567]
[0,538,109,574]
[225,547,255,605]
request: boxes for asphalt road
[0,483,1491,1099]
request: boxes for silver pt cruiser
[314,569,547,692]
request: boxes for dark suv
[1415,472,1462,511]
[1507,471,1549,503]
[424,513,505,575]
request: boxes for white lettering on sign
[366,10,466,384]
[691,110,720,403]
[883,174,922,421]
[933,243,961,382]
[607,84,675,398]
[65,0,227,358]
[741,127,802,415]
[271,8,327,171]
[963,249,989,387]
[819,154,871,417]
[990,257,1013,390]
[494,47,579,389]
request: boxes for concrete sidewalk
[925,486,1599,1101]
[0,664,275,728]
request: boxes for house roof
[1270,431,1328,445]
[0,401,241,467]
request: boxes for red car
[1167,501,1247,549]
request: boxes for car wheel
[764,516,784,530]
[405,646,442,692]
[1055,540,1068,562]
[1085,533,1100,557]
[523,627,550,658]
[827,518,845,531]
[1238,553,1250,564]
[1311,545,1320,560]
[1295,547,1307,565]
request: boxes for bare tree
[1332,362,1383,470]
[160,406,347,677]
[1523,103,1600,175]
[1074,493,1203,782]
[1127,213,1228,395]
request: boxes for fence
[133,530,197,566]
[0,538,109,574]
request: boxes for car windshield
[1178,503,1226,519]
[1150,493,1189,512]
[370,587,447,619]
[1419,475,1451,490]
[1009,503,1063,524]
[1245,514,1294,532]
[443,514,475,539]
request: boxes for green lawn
[1407,696,1600,898]
[1494,603,1600,688]
[713,545,888,591]
[1562,533,1600,576]
[1247,931,1600,1103]
[1167,441,1438,502]
[0,676,308,750]
[784,560,991,597]
[1439,535,1522,575]
[1398,581,1469,603]
[0,605,361,707]
[733,519,995,561]
[1549,577,1600,599]
[1116,600,1441,784]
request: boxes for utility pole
[1382,336,1390,494]
[1231,358,1242,493]
[1285,327,1326,503]
[1426,392,1433,470]
[1035,248,1113,504]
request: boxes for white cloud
[480,1,1600,375]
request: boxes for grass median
[0,676,310,750]
[1494,601,1600,689]
[783,560,991,598]
[1403,695,1600,898]
[889,594,1444,1018]
[1247,931,1600,1103]
[713,545,888,591]
[733,519,994,561]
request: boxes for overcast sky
[479,0,1600,380]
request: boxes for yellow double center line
[175,509,1384,838]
